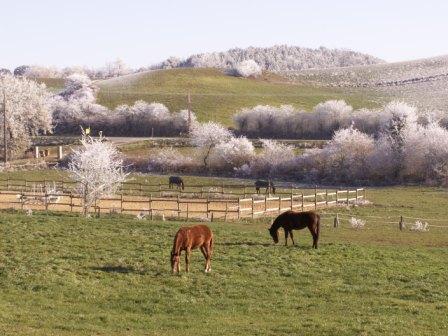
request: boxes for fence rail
[0,179,366,221]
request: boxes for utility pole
[2,89,6,163]
[187,89,192,131]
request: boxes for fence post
[225,202,228,221]
[325,189,328,206]
[346,190,349,205]
[149,194,153,220]
[44,184,48,211]
[57,146,63,159]
[238,198,241,219]
[206,196,209,219]
[363,188,366,201]
[356,189,359,203]
[120,193,123,213]
[221,182,224,195]
[243,186,247,198]
[186,203,189,220]
[314,189,317,210]
[278,197,281,214]
[290,194,293,211]
[251,197,255,219]
[70,194,73,212]
[34,146,39,159]
[399,216,404,231]
[301,193,304,212]
[336,190,339,204]
[264,195,267,215]
[177,195,180,218]
[334,213,339,228]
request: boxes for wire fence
[318,212,448,230]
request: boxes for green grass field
[1,182,447,335]
[96,68,378,125]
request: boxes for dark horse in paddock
[268,210,320,248]
[171,225,213,273]
[169,176,185,190]
[255,180,276,194]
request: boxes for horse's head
[268,226,279,244]
[171,251,180,273]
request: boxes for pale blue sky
[1,0,447,69]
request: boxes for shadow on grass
[90,265,145,275]
[218,241,272,247]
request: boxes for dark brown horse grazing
[268,211,320,248]
[169,176,185,190]
[171,225,213,273]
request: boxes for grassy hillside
[35,78,65,92]
[282,55,448,112]
[1,185,447,335]
[96,68,378,125]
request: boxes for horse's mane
[270,211,290,231]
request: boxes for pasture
[0,186,447,335]
[95,68,377,125]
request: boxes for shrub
[209,136,255,171]
[234,60,262,78]
[349,217,365,229]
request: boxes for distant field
[282,55,448,112]
[96,68,378,125]
[35,78,65,92]
[0,185,447,335]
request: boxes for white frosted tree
[234,60,262,78]
[68,132,128,215]
[190,122,232,169]
[102,59,131,78]
[209,136,255,170]
[0,74,52,160]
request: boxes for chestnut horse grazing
[171,225,213,273]
[268,211,320,248]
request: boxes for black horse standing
[169,176,185,190]
[255,180,276,194]
[268,210,320,248]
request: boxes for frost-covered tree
[148,148,196,172]
[154,45,383,71]
[102,59,131,78]
[190,122,232,169]
[0,74,52,159]
[379,101,418,179]
[209,136,255,170]
[0,69,11,76]
[402,122,448,184]
[248,140,295,177]
[51,73,105,134]
[303,127,375,182]
[234,60,262,78]
[13,65,30,76]
[68,132,128,215]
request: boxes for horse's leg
[284,229,289,246]
[200,246,208,272]
[289,230,295,245]
[185,248,191,272]
[308,226,318,249]
[176,251,181,273]
[206,239,213,272]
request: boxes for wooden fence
[0,179,366,221]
